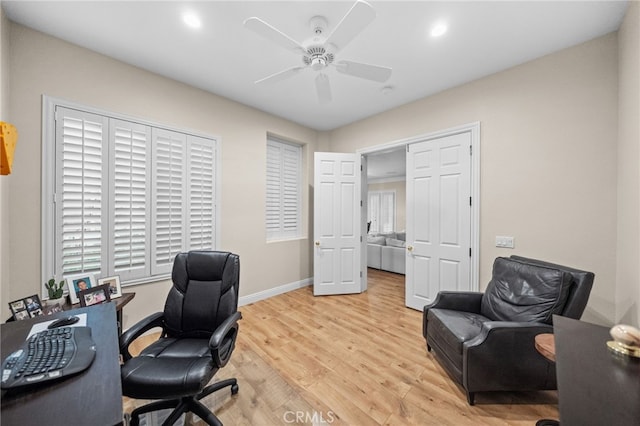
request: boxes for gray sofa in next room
[367,231,406,274]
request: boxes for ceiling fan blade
[315,73,332,104]
[244,17,307,55]
[335,60,392,83]
[324,0,376,53]
[255,66,306,85]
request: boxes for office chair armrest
[119,311,166,361]
[209,311,242,367]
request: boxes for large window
[266,136,302,241]
[43,99,219,286]
[368,191,396,233]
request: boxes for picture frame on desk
[78,284,111,307]
[97,275,122,299]
[65,273,96,305]
[8,294,43,320]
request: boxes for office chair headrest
[172,251,237,294]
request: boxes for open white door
[313,153,362,295]
[405,131,472,310]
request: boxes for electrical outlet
[495,236,515,248]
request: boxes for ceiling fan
[243,0,392,104]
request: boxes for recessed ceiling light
[183,12,202,29]
[430,22,448,38]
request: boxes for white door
[405,132,472,310]
[314,153,362,295]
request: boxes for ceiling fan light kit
[243,0,392,104]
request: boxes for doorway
[359,122,481,310]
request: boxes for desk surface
[1,303,123,426]
[554,316,640,426]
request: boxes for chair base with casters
[127,378,239,426]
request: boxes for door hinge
[469,248,472,257]
[469,196,472,206]
[360,236,362,243]
[360,200,363,207]
[360,271,363,278]
[469,145,472,155]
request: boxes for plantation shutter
[47,99,219,285]
[381,192,395,232]
[186,135,215,250]
[55,107,108,277]
[151,128,186,275]
[368,192,380,233]
[368,191,395,233]
[108,119,151,281]
[266,138,302,241]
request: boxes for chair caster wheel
[231,383,239,395]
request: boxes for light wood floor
[124,269,559,425]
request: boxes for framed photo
[65,273,96,305]
[9,294,43,320]
[43,303,64,316]
[97,275,122,299]
[78,284,111,307]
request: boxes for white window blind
[55,108,108,276]
[47,101,218,286]
[109,119,150,281]
[266,137,302,241]
[187,135,216,251]
[152,128,186,275]
[368,190,396,234]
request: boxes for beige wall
[4,23,320,327]
[329,34,620,325]
[0,7,10,320]
[368,180,406,231]
[616,1,640,326]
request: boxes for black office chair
[120,251,241,426]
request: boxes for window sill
[121,274,171,288]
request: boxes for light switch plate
[496,236,515,248]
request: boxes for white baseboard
[239,278,312,306]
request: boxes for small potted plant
[45,277,66,306]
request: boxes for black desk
[1,303,123,425]
[554,315,640,426]
[65,292,136,335]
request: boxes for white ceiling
[2,0,628,132]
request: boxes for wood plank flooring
[124,268,559,425]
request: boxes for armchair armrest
[423,291,484,339]
[465,321,554,349]
[424,291,484,313]
[119,311,165,361]
[462,321,555,392]
[209,311,242,368]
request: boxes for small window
[266,136,302,241]
[368,191,396,233]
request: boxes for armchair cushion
[427,309,488,373]
[367,235,386,245]
[480,257,573,324]
[385,237,406,248]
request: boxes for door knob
[315,241,320,246]
[407,245,414,252]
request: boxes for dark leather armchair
[120,251,241,426]
[423,255,594,405]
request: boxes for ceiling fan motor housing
[304,46,334,70]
